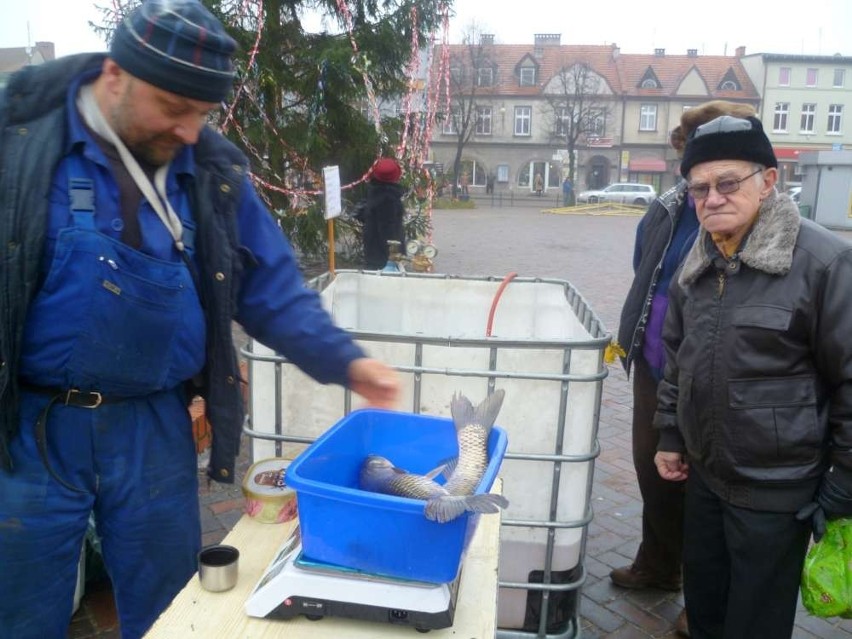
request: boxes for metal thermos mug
[198,544,239,592]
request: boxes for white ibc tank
[248,271,608,632]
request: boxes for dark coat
[617,185,684,375]
[360,180,405,269]
[655,191,852,512]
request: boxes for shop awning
[773,147,821,160]
[628,158,667,172]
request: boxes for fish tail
[474,389,506,431]
[466,493,509,513]
[424,493,509,524]
[450,388,505,432]
[450,393,475,432]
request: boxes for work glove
[797,466,852,543]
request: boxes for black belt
[21,384,122,493]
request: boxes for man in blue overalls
[0,2,399,637]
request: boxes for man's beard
[110,90,182,167]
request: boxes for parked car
[576,183,657,205]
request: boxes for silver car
[577,183,657,205]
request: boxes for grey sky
[447,0,850,57]
[0,0,848,59]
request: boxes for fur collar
[678,190,801,287]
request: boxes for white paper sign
[322,166,342,220]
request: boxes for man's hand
[654,451,689,481]
[347,358,400,409]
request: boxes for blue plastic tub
[285,408,508,584]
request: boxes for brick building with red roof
[429,34,762,197]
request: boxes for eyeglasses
[687,169,762,200]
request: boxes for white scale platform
[245,528,460,632]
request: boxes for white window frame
[442,108,459,135]
[834,69,846,88]
[640,78,658,89]
[773,102,789,132]
[475,106,492,135]
[476,67,493,87]
[778,67,791,86]
[556,107,569,137]
[514,106,532,136]
[827,104,843,134]
[519,67,536,87]
[639,104,657,131]
[589,109,605,137]
[806,68,818,87]
[800,103,816,133]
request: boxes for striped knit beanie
[110,0,237,103]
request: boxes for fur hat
[371,158,402,183]
[110,0,237,103]
[670,100,757,156]
[680,115,777,178]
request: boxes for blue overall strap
[66,151,96,229]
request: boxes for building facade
[0,42,55,88]
[429,35,768,197]
[740,53,852,188]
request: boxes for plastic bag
[801,517,852,618]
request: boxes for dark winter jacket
[361,180,406,269]
[655,191,852,513]
[0,54,313,483]
[617,185,686,375]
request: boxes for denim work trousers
[683,468,811,638]
[0,389,200,639]
[631,357,685,579]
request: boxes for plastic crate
[286,408,507,584]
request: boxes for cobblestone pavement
[70,197,852,638]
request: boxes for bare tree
[441,24,496,198]
[544,60,614,201]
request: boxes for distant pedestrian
[486,173,495,195]
[459,171,470,197]
[562,176,573,206]
[360,157,406,270]
[534,172,543,196]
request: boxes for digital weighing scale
[245,528,460,632]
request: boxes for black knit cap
[110,0,237,103]
[680,115,778,178]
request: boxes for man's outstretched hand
[347,358,400,409]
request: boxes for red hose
[486,272,518,337]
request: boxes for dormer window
[638,67,661,90]
[476,67,494,87]
[716,68,742,91]
[519,66,537,86]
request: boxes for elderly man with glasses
[653,115,852,638]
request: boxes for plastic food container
[286,408,507,584]
[241,458,298,524]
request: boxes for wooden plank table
[145,488,501,638]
